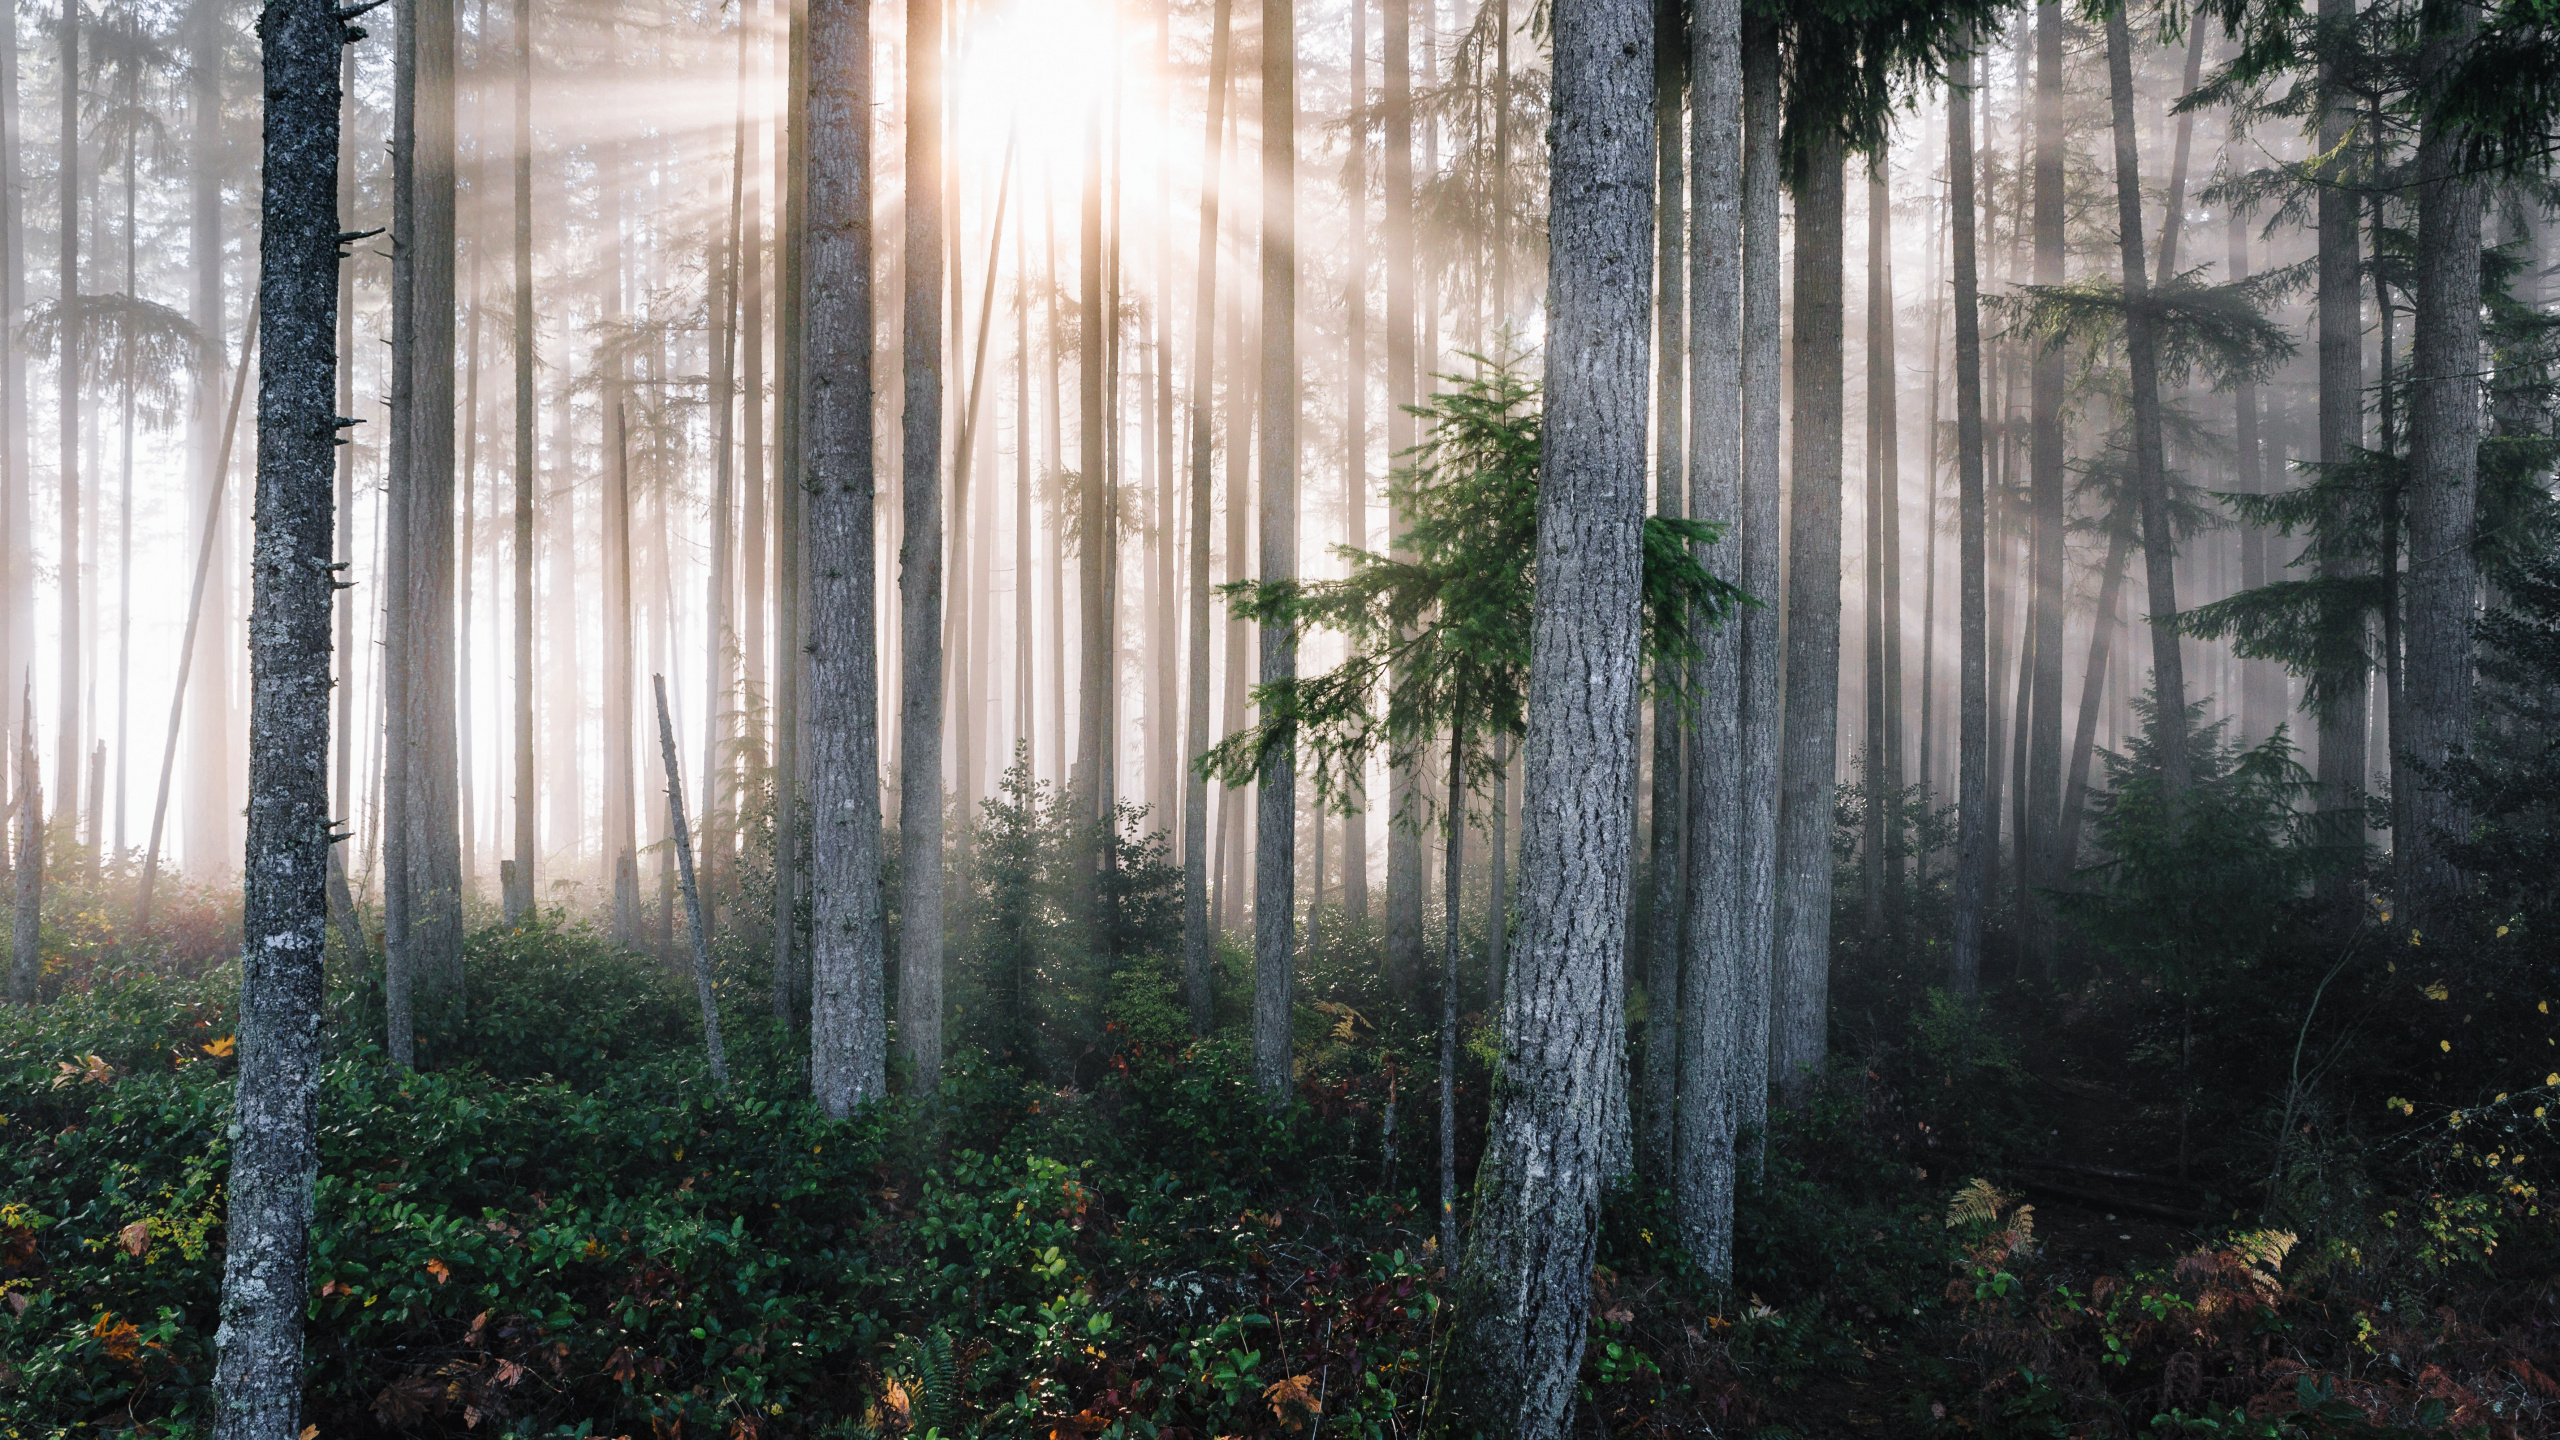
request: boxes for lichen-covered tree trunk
[898,0,946,1092]
[806,0,884,1118]
[1456,1,1652,1431]
[2399,0,2484,921]
[1251,0,1298,1100]
[1674,0,1741,1274]
[210,2,344,1429]
[1771,136,1844,1109]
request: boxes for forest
[2,0,2558,1432]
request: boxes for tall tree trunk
[1771,136,1844,1107]
[898,0,946,1091]
[2022,0,2066,954]
[772,0,809,1022]
[1458,2,1652,1426]
[1183,0,1233,1035]
[2313,0,2366,896]
[506,0,535,922]
[1437,726,1463,1258]
[1730,13,1782,1164]
[1639,6,1684,1189]
[705,43,747,931]
[210,3,342,1425]
[2055,498,2133,870]
[741,30,769,778]
[54,0,79,837]
[113,92,134,861]
[1950,32,1989,997]
[335,42,357,871]
[806,0,883,1116]
[0,0,26,712]
[12,688,40,1004]
[388,0,462,1054]
[1340,0,1368,926]
[1673,0,1742,1274]
[1074,92,1109,840]
[1382,0,1422,993]
[184,0,232,878]
[603,136,639,946]
[1250,0,1297,1100]
[1861,161,1899,936]
[2398,0,2484,920]
[2102,0,2191,799]
[2231,206,2272,744]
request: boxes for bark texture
[1382,0,1421,993]
[1640,8,1685,1189]
[806,0,885,1117]
[2399,0,2484,920]
[1731,14,1781,1163]
[210,6,343,1429]
[1674,0,1742,1275]
[1950,36,1989,997]
[2313,0,2367,886]
[1772,137,1844,1108]
[1252,0,1298,1101]
[1456,2,1652,1430]
[898,0,946,1091]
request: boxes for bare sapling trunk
[655,674,730,1085]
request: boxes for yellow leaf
[203,1036,237,1058]
[2547,1074,2558,1087]
[1264,1373,1321,1418]
[2424,982,2449,1001]
[2441,1040,2453,1052]
[424,1258,451,1285]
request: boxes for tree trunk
[1341,0,1368,926]
[2313,0,2366,899]
[2055,498,2133,871]
[772,0,809,1022]
[1073,91,1110,848]
[1251,0,1298,1100]
[1382,0,1422,994]
[1731,12,1781,1161]
[1950,33,1989,997]
[1639,8,1684,1190]
[1772,135,1844,1108]
[2231,205,2272,745]
[2102,0,2191,799]
[1862,162,1894,937]
[184,0,233,879]
[388,0,462,1054]
[897,0,947,1092]
[209,6,342,1427]
[604,138,640,947]
[705,55,745,931]
[654,675,730,1084]
[805,0,884,1117]
[507,0,536,922]
[0,0,26,714]
[2022,0,2067,954]
[1457,4,1652,1428]
[1438,726,1464,1259]
[2398,0,2484,921]
[12,688,39,1004]
[1673,0,1741,1275]
[54,0,79,839]
[1183,0,1233,1036]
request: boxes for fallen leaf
[204,1036,237,1058]
[118,1221,151,1258]
[425,1258,451,1285]
[1264,1372,1320,1418]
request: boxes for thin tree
[1381,0,1420,991]
[2312,0,2366,901]
[1731,8,1782,1162]
[805,0,885,1116]
[1,0,24,704]
[1341,0,1367,927]
[55,0,80,839]
[505,0,534,923]
[207,0,345,1426]
[2019,0,2066,951]
[898,0,947,1091]
[2100,0,2191,799]
[1251,0,1298,1101]
[1456,0,1655,1428]
[772,0,809,1023]
[1181,0,1233,1035]
[11,683,39,1005]
[1950,31,1989,997]
[183,0,231,875]
[654,674,730,1084]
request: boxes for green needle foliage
[1197,354,1750,819]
